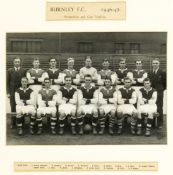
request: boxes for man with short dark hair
[137,78,157,136]
[98,59,117,86]
[27,57,48,104]
[15,77,36,135]
[117,77,138,135]
[116,58,130,85]
[37,78,57,135]
[98,77,117,134]
[7,56,26,128]
[57,76,78,135]
[148,58,166,128]
[130,59,147,86]
[47,57,62,91]
[77,74,99,135]
[79,56,98,84]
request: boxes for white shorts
[117,104,137,115]
[59,104,76,115]
[138,104,157,114]
[78,104,97,114]
[37,106,57,115]
[16,105,36,115]
[99,104,116,114]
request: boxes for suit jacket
[7,68,27,95]
[148,68,166,91]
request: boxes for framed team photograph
[6,32,167,145]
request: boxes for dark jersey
[140,88,156,100]
[98,69,113,79]
[27,68,45,85]
[100,87,116,99]
[47,69,60,84]
[119,87,135,99]
[16,88,33,101]
[80,86,97,99]
[39,89,57,101]
[59,87,77,99]
[63,69,78,79]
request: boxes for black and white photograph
[6,32,167,145]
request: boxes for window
[160,43,166,54]
[10,39,43,52]
[130,43,140,54]
[78,42,93,53]
[115,43,124,54]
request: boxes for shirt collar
[65,69,75,71]
[64,86,73,90]
[84,85,93,90]
[123,87,132,90]
[49,68,58,71]
[104,86,112,90]
[14,67,20,71]
[119,68,127,71]
[43,87,52,90]
[153,68,159,73]
[144,87,152,92]
[134,69,143,72]
[20,87,29,91]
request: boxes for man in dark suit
[148,58,166,128]
[7,57,26,128]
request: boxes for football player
[46,57,62,91]
[77,74,99,135]
[117,77,138,134]
[15,77,36,135]
[27,57,48,103]
[57,76,78,135]
[130,59,147,86]
[61,57,80,85]
[98,77,117,134]
[97,59,118,86]
[79,56,98,84]
[116,58,130,85]
[37,78,57,135]
[137,78,157,136]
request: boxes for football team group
[7,56,166,136]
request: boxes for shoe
[99,127,105,135]
[145,129,151,137]
[130,127,136,135]
[10,118,16,129]
[37,128,42,135]
[108,127,114,135]
[158,124,163,129]
[117,127,122,135]
[71,127,77,135]
[92,126,97,135]
[51,128,56,135]
[30,128,34,135]
[137,127,142,135]
[59,127,64,135]
[10,124,16,129]
[18,128,23,136]
[78,127,83,135]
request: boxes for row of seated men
[15,74,157,137]
[7,56,166,133]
